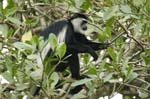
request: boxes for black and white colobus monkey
[33,13,109,96]
[39,13,109,79]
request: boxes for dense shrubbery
[0,0,150,99]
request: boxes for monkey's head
[69,13,88,34]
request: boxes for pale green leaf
[16,83,29,91]
[120,5,131,14]
[71,78,92,87]
[104,73,113,82]
[13,42,34,51]
[49,33,58,51]
[107,47,116,61]
[7,17,22,26]
[72,93,87,99]
[138,90,149,98]
[133,0,145,7]
[50,72,59,89]
[56,43,66,58]
[0,24,8,37]
[4,7,17,17]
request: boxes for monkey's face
[71,18,88,34]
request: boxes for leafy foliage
[0,0,150,99]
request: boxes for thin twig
[109,32,125,44]
[116,19,144,51]
[116,20,145,60]
[123,83,150,93]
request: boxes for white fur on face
[71,18,87,34]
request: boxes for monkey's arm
[67,43,98,61]
[75,33,109,50]
[86,42,109,50]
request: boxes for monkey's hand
[92,52,98,61]
[98,43,110,50]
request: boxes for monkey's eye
[81,24,87,31]
[81,21,87,31]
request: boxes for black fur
[32,13,109,96]
[39,13,101,79]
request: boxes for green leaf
[129,72,138,82]
[99,26,112,42]
[107,47,116,61]
[32,35,39,46]
[106,17,115,27]
[4,7,17,17]
[0,24,8,38]
[49,33,58,51]
[6,17,22,26]
[138,90,149,98]
[104,73,113,82]
[116,46,124,63]
[7,28,14,37]
[120,5,132,14]
[103,6,119,20]
[72,93,87,99]
[16,83,29,91]
[141,54,150,65]
[105,26,112,38]
[25,18,39,27]
[74,0,85,8]
[31,69,43,80]
[103,8,114,20]
[71,78,92,87]
[5,56,15,73]
[0,2,3,16]
[145,1,150,13]
[13,42,34,51]
[133,0,145,7]
[2,72,14,83]
[27,54,37,60]
[134,24,142,33]
[99,29,111,41]
[67,0,76,6]
[82,54,90,65]
[82,0,92,10]
[86,64,97,75]
[50,72,59,89]
[56,43,66,58]
[6,0,15,8]
[126,65,133,78]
